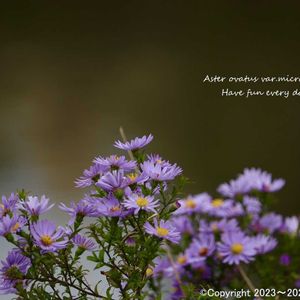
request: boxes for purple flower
[171,216,194,235]
[0,193,19,217]
[204,198,243,218]
[114,134,153,151]
[256,213,283,234]
[31,220,68,252]
[282,216,299,235]
[123,194,159,214]
[95,195,128,217]
[186,234,215,266]
[243,196,261,216]
[72,234,96,251]
[199,219,240,235]
[217,231,256,265]
[141,161,182,181]
[144,219,181,244]
[93,155,136,172]
[75,163,104,188]
[0,250,31,294]
[0,215,26,236]
[279,253,291,266]
[252,234,277,254]
[59,199,97,224]
[96,170,128,192]
[174,193,211,215]
[218,168,285,197]
[18,195,54,216]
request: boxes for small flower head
[256,213,283,234]
[252,234,277,254]
[174,193,211,215]
[217,231,256,265]
[95,195,128,217]
[279,253,291,266]
[243,196,261,216]
[72,234,96,251]
[75,163,104,188]
[123,194,159,214]
[31,220,68,252]
[93,155,136,172]
[0,215,26,236]
[96,170,128,192]
[0,250,31,294]
[0,193,19,217]
[18,195,54,216]
[141,161,182,181]
[283,216,299,235]
[114,134,153,151]
[144,219,181,244]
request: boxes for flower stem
[237,264,262,300]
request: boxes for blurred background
[1,1,300,297]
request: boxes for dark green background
[0,1,299,218]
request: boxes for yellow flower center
[127,173,138,181]
[177,255,187,265]
[110,206,121,212]
[146,267,153,276]
[136,197,149,207]
[199,247,208,256]
[156,159,162,164]
[212,199,224,208]
[185,199,196,209]
[231,243,244,254]
[156,227,169,237]
[12,222,20,232]
[41,235,53,246]
[0,204,4,209]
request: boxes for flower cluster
[152,169,300,299]
[0,133,298,300]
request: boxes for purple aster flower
[93,155,136,172]
[153,257,174,278]
[96,170,128,192]
[141,161,182,181]
[186,234,215,266]
[174,193,211,215]
[144,219,181,244]
[279,253,291,266]
[0,250,31,294]
[75,163,105,188]
[147,154,173,168]
[217,231,256,265]
[282,216,299,235]
[218,168,285,197]
[72,234,96,251]
[0,215,26,236]
[114,134,153,151]
[125,172,148,185]
[256,213,283,234]
[123,194,159,214]
[199,219,240,235]
[31,220,68,252]
[252,234,277,254]
[171,216,194,235]
[204,198,243,218]
[18,195,54,216]
[59,199,97,224]
[0,193,19,217]
[243,196,261,216]
[94,195,128,217]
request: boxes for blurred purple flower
[217,231,256,265]
[0,215,26,236]
[144,219,181,244]
[174,193,211,215]
[252,234,277,254]
[279,253,291,266]
[114,134,153,151]
[75,163,104,188]
[96,170,128,192]
[0,193,19,217]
